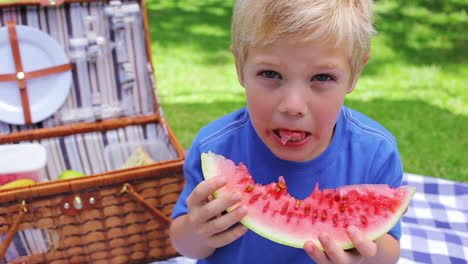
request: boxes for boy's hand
[304,226,377,264]
[185,176,248,249]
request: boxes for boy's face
[236,37,363,162]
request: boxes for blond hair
[231,0,376,75]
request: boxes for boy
[170,0,403,263]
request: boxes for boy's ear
[230,44,245,87]
[347,52,371,94]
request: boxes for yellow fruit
[58,170,85,180]
[0,179,36,190]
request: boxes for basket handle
[120,183,172,226]
[0,200,28,260]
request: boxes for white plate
[0,25,72,125]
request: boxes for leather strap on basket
[121,183,172,226]
[0,21,73,125]
[0,200,28,260]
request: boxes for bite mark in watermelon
[201,152,415,250]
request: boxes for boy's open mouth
[274,129,310,145]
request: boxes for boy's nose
[277,86,308,117]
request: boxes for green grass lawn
[147,0,467,182]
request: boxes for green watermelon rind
[201,152,416,250]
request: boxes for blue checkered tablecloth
[399,173,468,264]
[153,173,468,264]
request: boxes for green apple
[58,170,85,180]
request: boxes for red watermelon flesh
[201,152,415,250]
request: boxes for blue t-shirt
[172,106,403,264]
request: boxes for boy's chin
[269,148,317,163]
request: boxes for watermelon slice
[201,152,415,250]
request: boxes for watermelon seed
[321,211,327,222]
[263,193,271,200]
[245,185,255,192]
[312,210,318,221]
[249,193,261,204]
[281,202,289,215]
[263,201,270,213]
[304,204,311,216]
[276,182,286,192]
[294,199,301,209]
[342,195,348,202]
[380,206,394,213]
[334,195,341,202]
[360,215,367,227]
[339,204,347,213]
[333,214,338,226]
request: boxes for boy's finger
[208,194,223,217]
[304,241,330,264]
[346,226,377,257]
[196,191,243,223]
[199,205,247,239]
[207,194,215,202]
[208,222,249,248]
[317,233,348,263]
[187,176,227,207]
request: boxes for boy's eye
[260,70,281,79]
[312,74,333,82]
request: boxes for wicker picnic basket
[0,0,185,263]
